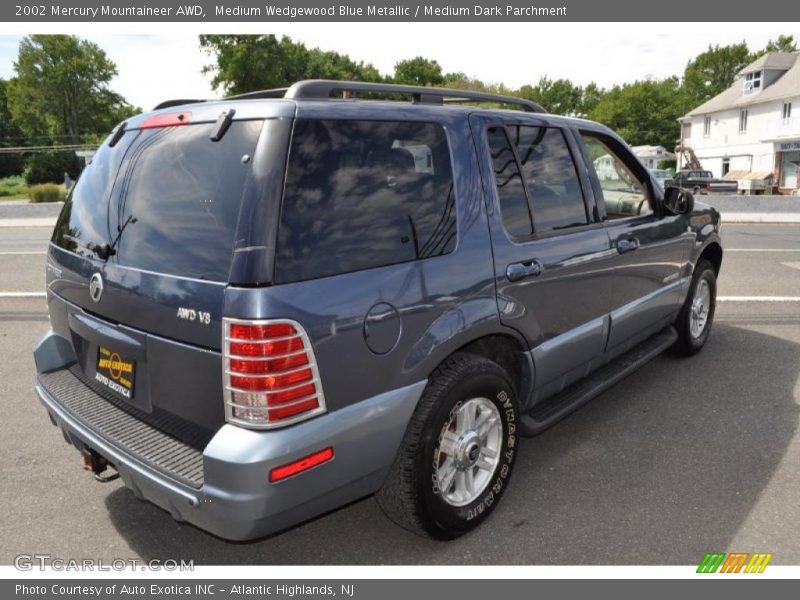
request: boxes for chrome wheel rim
[435,397,502,507]
[690,279,711,339]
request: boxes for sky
[0,23,796,111]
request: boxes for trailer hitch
[82,450,120,483]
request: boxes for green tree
[760,34,797,55]
[580,82,604,116]
[200,35,382,95]
[681,42,752,106]
[588,78,684,148]
[8,35,135,145]
[24,150,81,185]
[0,78,26,177]
[393,57,444,86]
[518,76,585,116]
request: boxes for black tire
[376,353,519,539]
[673,259,716,355]
[693,186,703,196]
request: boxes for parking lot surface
[1,224,798,565]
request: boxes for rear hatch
[46,102,292,435]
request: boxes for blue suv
[34,80,722,540]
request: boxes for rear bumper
[35,333,425,541]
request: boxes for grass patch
[28,183,66,203]
[0,175,29,199]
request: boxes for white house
[630,145,675,169]
[678,51,800,194]
[594,145,674,179]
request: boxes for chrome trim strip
[225,364,313,379]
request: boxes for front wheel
[376,353,519,539]
[673,259,716,355]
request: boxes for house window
[744,71,762,93]
[739,109,748,133]
[703,116,712,136]
[783,102,793,121]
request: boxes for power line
[0,143,98,155]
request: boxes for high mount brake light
[222,319,327,429]
[140,112,192,129]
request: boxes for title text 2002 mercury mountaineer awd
[34,81,722,540]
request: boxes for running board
[519,326,678,436]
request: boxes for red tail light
[223,319,326,429]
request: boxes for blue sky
[0,25,793,112]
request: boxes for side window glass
[486,126,533,238]
[581,134,653,219]
[275,119,456,283]
[507,125,589,232]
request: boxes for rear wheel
[376,353,519,539]
[673,259,716,355]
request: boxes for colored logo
[697,552,773,573]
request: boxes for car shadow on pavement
[105,323,799,564]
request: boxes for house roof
[630,144,675,159]
[685,52,800,118]
[740,52,798,74]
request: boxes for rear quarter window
[275,119,457,283]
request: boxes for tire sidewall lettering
[430,385,517,522]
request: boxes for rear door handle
[506,259,544,282]
[617,238,640,254]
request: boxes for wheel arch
[698,241,723,275]
[415,331,534,411]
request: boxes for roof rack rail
[226,80,547,113]
[226,87,290,100]
[152,98,208,110]
[288,80,546,113]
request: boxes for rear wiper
[98,214,138,259]
[63,214,137,260]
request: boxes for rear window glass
[111,120,262,281]
[53,129,141,257]
[275,119,456,283]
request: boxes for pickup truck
[668,170,738,195]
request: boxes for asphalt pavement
[1,224,799,565]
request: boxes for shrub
[0,175,28,198]
[658,158,677,171]
[28,183,66,203]
[24,150,81,186]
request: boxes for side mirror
[663,186,694,215]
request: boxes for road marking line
[0,292,46,298]
[726,248,800,252]
[718,296,800,302]
[0,251,47,255]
